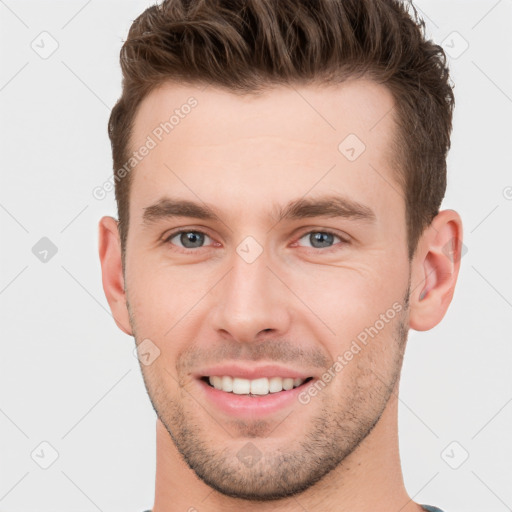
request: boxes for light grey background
[0,1,511,511]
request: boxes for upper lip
[194,363,316,381]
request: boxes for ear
[409,209,464,331]
[98,216,133,335]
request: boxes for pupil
[181,231,204,248]
[311,232,333,248]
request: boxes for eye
[164,230,214,250]
[295,230,346,250]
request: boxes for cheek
[289,264,404,339]
[317,311,406,407]
[125,262,211,378]
[126,258,206,331]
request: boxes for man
[98,1,462,511]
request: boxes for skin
[99,79,463,512]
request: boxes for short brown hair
[108,0,454,260]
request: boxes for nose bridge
[211,241,290,342]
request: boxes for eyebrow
[142,195,376,225]
[274,195,376,223]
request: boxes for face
[122,79,413,499]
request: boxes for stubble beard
[128,287,410,501]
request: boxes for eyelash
[163,228,349,253]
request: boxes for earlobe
[98,216,133,335]
[409,209,464,332]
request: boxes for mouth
[193,364,319,418]
[200,375,315,396]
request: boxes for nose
[210,245,291,344]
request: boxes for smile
[202,376,314,395]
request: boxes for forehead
[128,79,401,222]
[131,78,396,149]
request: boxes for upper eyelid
[164,229,211,246]
[296,228,345,239]
[163,228,213,242]
[293,230,347,248]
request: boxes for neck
[151,381,423,512]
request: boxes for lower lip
[197,378,315,418]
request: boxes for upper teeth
[208,376,306,395]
